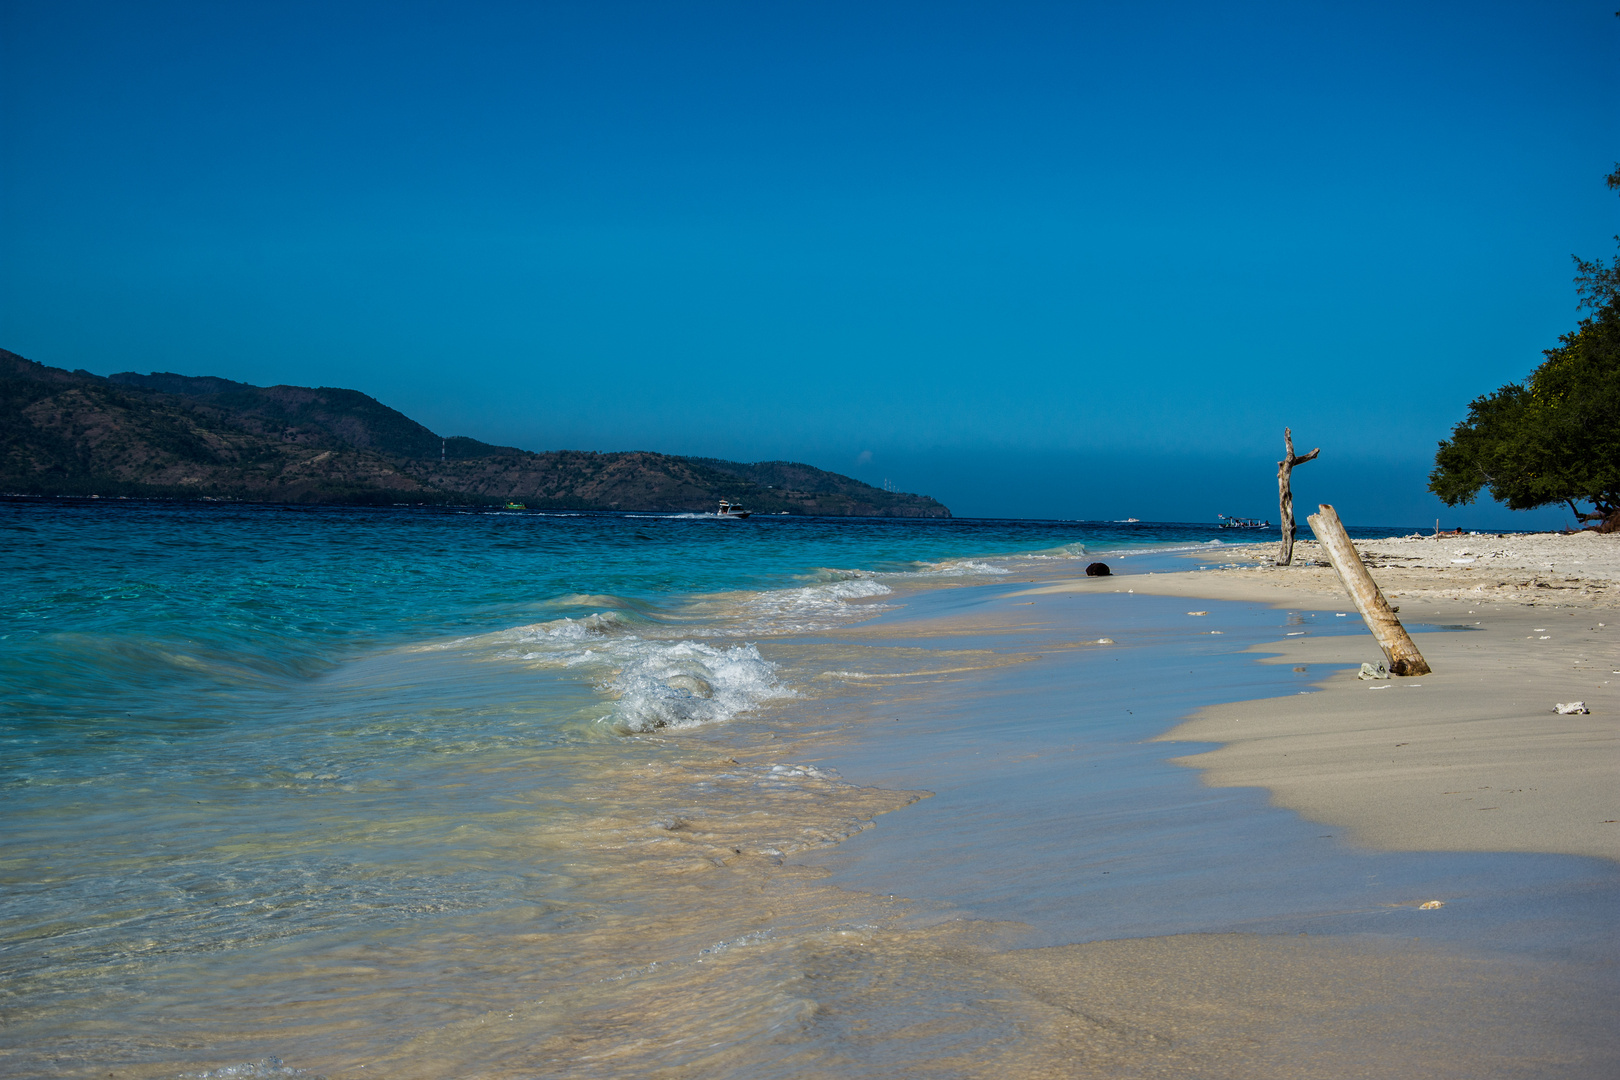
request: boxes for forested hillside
[0,350,949,516]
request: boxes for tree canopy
[1429,167,1620,527]
[1571,164,1620,312]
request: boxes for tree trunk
[1306,503,1431,676]
[1278,461,1296,565]
[1276,428,1320,566]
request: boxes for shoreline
[742,536,1619,1075]
[1043,532,1618,862]
[7,520,1616,1078]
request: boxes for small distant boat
[716,499,752,519]
[504,501,526,510]
[1218,514,1270,529]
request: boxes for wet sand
[1027,532,1620,860]
[766,537,1618,1077]
[975,930,1610,1079]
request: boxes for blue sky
[2,1,1615,526]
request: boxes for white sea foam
[418,569,911,732]
[182,1059,310,1079]
[1090,541,1236,559]
[739,576,893,632]
[937,559,1012,575]
[429,535,1216,736]
[1016,542,1090,560]
[766,763,836,780]
[476,613,792,732]
[505,611,629,647]
[891,558,1013,578]
[600,639,791,733]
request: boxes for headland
[0,349,949,515]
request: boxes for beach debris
[1085,562,1112,577]
[1554,702,1590,715]
[1358,662,1389,680]
[1419,900,1445,910]
[1307,504,1431,676]
[1187,611,1208,616]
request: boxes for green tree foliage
[1430,168,1620,525]
[1430,298,1620,523]
[1571,164,1620,311]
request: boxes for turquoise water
[21,500,1557,1078]
[2,504,1265,742]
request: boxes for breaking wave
[737,575,893,633]
[915,559,1012,576]
[448,574,896,733]
[465,611,789,732]
[410,527,1212,738]
[600,639,791,733]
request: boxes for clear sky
[3,1,1615,526]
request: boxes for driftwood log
[1276,427,1320,566]
[1306,503,1431,676]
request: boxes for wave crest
[603,641,791,733]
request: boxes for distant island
[0,349,950,517]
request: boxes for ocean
[2,501,1612,1078]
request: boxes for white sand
[1165,528,1620,608]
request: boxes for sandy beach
[1049,531,1620,861]
[763,530,1620,1078]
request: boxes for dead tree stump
[1276,427,1320,566]
[1307,503,1431,676]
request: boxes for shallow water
[796,585,1619,952]
[2,501,1612,1078]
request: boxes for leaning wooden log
[1306,503,1431,676]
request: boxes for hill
[0,350,950,516]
